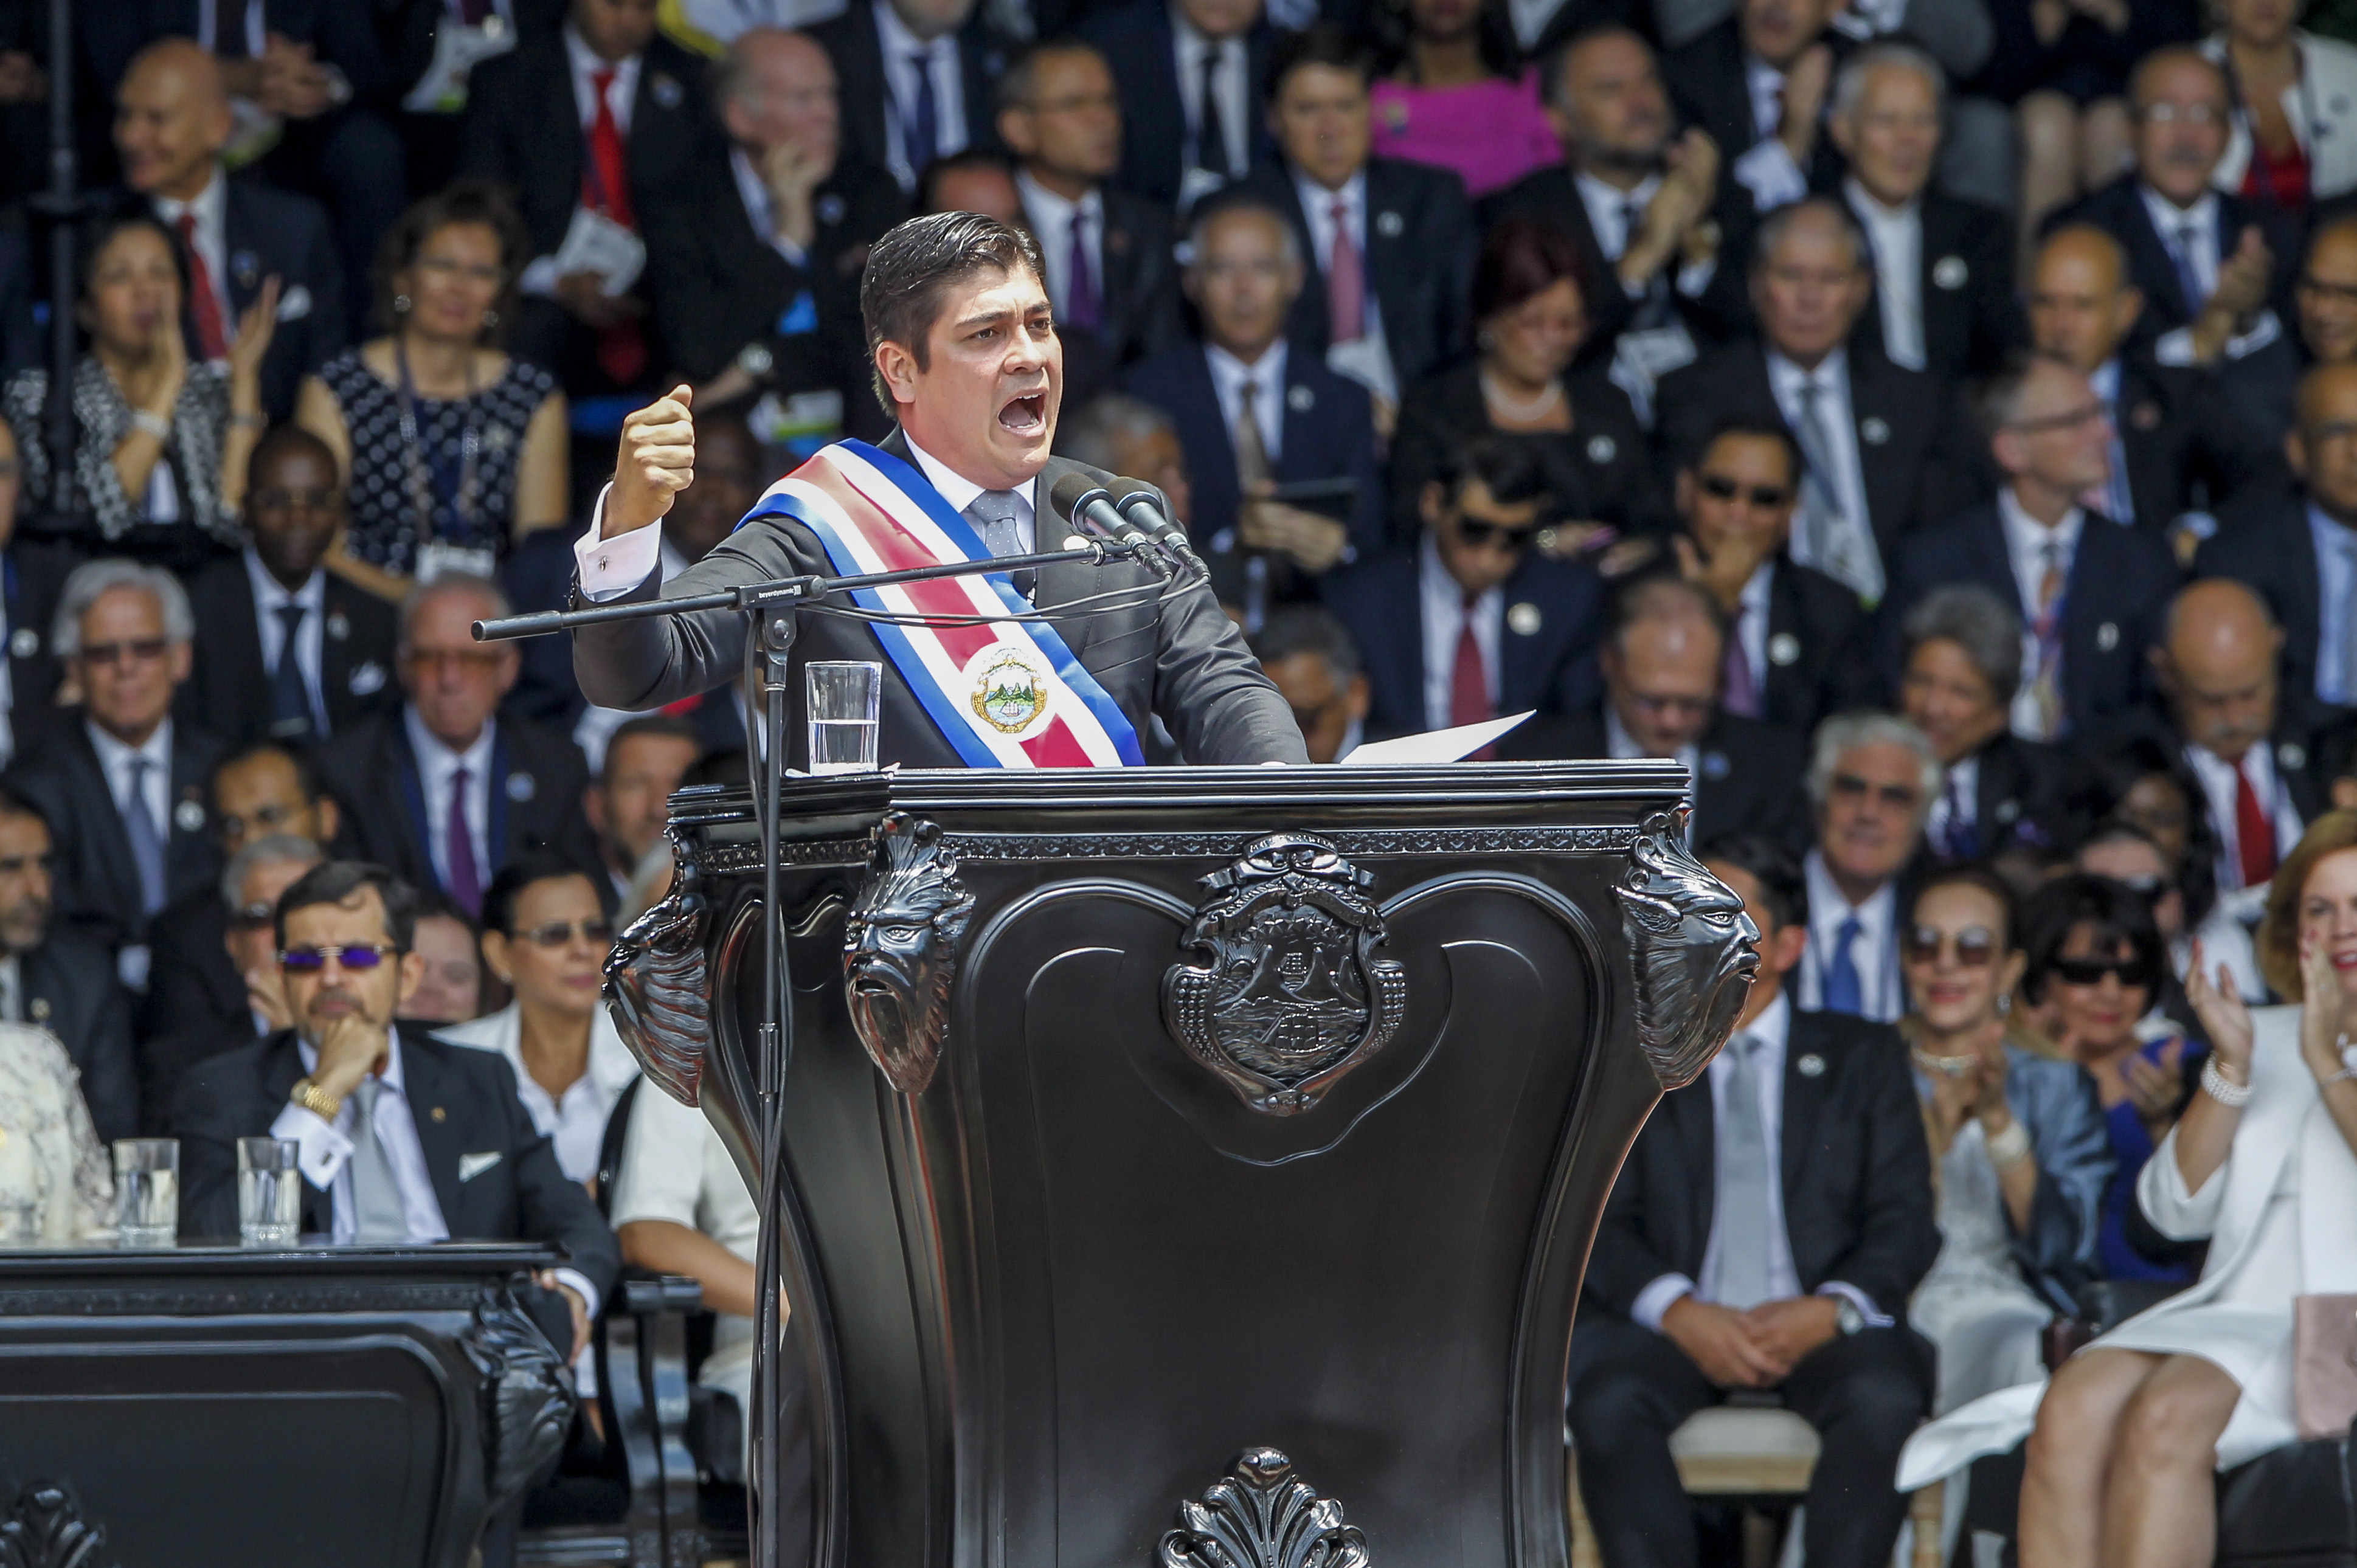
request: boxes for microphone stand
[472,531,1158,1568]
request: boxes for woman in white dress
[1895,812,2357,1568]
[0,1022,114,1243]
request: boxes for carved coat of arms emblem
[1614,808,1760,1089]
[969,646,1049,735]
[1161,834,1408,1116]
[843,812,974,1094]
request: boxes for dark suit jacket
[2108,358,2282,536]
[20,934,137,1144]
[1964,731,2069,855]
[1844,187,2023,383]
[809,3,1010,186]
[135,888,251,1100]
[2,722,226,954]
[1077,0,1275,208]
[87,0,394,103]
[2193,486,2353,714]
[1509,705,1812,846]
[1231,157,1475,394]
[1581,1005,1939,1321]
[169,1024,621,1306]
[2047,176,2300,353]
[147,174,347,423]
[1318,546,1606,740]
[4,538,77,764]
[175,558,400,747]
[1663,19,1848,199]
[1881,499,2181,740]
[313,707,600,901]
[1046,184,1185,406]
[1758,554,1872,736]
[569,429,1308,766]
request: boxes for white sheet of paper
[403,21,518,114]
[553,206,646,297]
[1340,711,1532,765]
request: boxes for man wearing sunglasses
[172,861,618,1358]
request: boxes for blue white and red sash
[738,439,1144,769]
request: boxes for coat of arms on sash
[969,646,1051,736]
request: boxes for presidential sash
[739,439,1144,769]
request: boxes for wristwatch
[1833,1296,1866,1336]
[289,1076,341,1122]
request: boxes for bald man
[114,38,344,421]
[2150,579,2333,925]
[2297,215,2357,367]
[2195,362,2357,716]
[2027,225,2279,539]
[642,28,905,437]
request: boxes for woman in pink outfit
[1368,0,1562,198]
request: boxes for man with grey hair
[1796,711,1939,1020]
[317,574,598,918]
[1055,393,1195,529]
[1895,583,2067,860]
[3,559,224,989]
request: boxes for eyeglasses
[1455,519,1540,550]
[1830,772,1922,810]
[78,638,170,668]
[1698,474,1791,508]
[2050,955,2158,989]
[279,943,401,972]
[1903,925,1999,967]
[514,918,614,948]
[2137,102,2225,126]
[230,902,276,931]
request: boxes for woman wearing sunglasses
[433,854,637,1188]
[1901,867,2110,1427]
[2020,874,2202,1282]
[1902,811,2357,1568]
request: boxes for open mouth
[2332,950,2357,972]
[999,392,1048,435]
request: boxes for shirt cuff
[1734,140,1809,212]
[550,1266,601,1323]
[769,234,809,268]
[575,486,664,601]
[1632,1273,1697,1332]
[1676,255,1718,299]
[517,255,560,299]
[271,1099,353,1189]
[2154,309,2282,366]
[1816,1280,1892,1329]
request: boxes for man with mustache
[573,211,1305,767]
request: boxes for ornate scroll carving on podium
[1158,1448,1369,1568]
[843,812,974,1095]
[1614,808,1760,1090]
[603,833,712,1107]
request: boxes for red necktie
[174,212,230,361]
[584,67,648,385]
[1327,198,1365,344]
[1450,595,1496,760]
[2234,759,2276,890]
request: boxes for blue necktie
[122,756,168,916]
[1822,913,1864,1015]
[269,603,315,740]
[902,49,940,179]
[2170,219,2207,315]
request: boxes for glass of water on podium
[112,1138,179,1247]
[807,661,882,773]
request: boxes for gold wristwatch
[290,1077,342,1122]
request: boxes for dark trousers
[1567,1314,1932,1568]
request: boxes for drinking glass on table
[237,1136,302,1246]
[806,660,882,773]
[112,1138,179,1247]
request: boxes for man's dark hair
[861,210,1044,418]
[913,148,1019,216]
[1250,604,1364,682]
[244,423,341,497]
[1265,23,1376,105]
[274,861,419,954]
[1748,195,1869,279]
[1699,834,1807,933]
[603,713,702,784]
[410,885,482,941]
[1683,416,1804,492]
[215,741,327,806]
[2020,872,2168,1003]
[370,179,529,338]
[0,783,49,834]
[1431,433,1554,511]
[996,36,1109,116]
[1542,21,1650,114]
[480,852,613,938]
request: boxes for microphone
[1047,473,1168,573]
[1108,479,1206,579]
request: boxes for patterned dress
[0,1023,114,1243]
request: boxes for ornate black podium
[609,762,1757,1567]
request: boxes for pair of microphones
[1047,473,1206,582]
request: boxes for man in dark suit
[1829,43,2020,382]
[0,787,139,1143]
[1078,0,1275,210]
[811,0,1008,196]
[2029,224,2280,541]
[2194,361,2357,720]
[1569,831,1936,1568]
[1670,418,1867,737]
[1230,26,1473,412]
[1127,196,1383,620]
[1661,0,1849,213]
[171,862,618,1359]
[1894,583,2069,860]
[177,426,399,750]
[642,29,904,445]
[1881,354,2181,744]
[1248,604,1369,762]
[0,416,77,769]
[317,575,599,916]
[1319,437,1604,747]
[114,38,345,421]
[459,0,712,392]
[999,39,1182,406]
[3,562,225,983]
[572,212,1307,767]
[1654,198,1978,606]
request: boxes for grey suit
[570,430,1307,767]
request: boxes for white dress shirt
[1766,348,1875,587]
[1017,170,1104,320]
[730,144,809,266]
[1171,12,1250,182]
[2307,503,2357,706]
[904,432,1037,551]
[875,0,967,189]
[609,1085,761,1395]
[1846,178,1925,371]
[244,548,329,733]
[435,1001,641,1185]
[1732,55,1810,210]
[0,955,22,1024]
[1996,486,2084,738]
[86,718,173,844]
[2141,184,2219,305]
[1732,559,1773,690]
[1796,848,1905,1021]
[149,167,234,357]
[404,705,495,892]
[1602,702,1698,786]
[2184,739,2307,913]
[1205,340,1289,464]
[1417,534,1501,731]
[1573,171,1719,301]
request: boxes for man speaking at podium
[569,212,1307,768]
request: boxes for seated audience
[316,574,598,918]
[1797,711,1940,1021]
[1079,0,1276,210]
[1898,812,2357,1566]
[1881,353,2180,744]
[812,0,1009,196]
[1570,831,1936,1568]
[1321,437,1602,752]
[1899,585,2068,860]
[1386,219,1665,554]
[584,716,702,902]
[0,415,77,768]
[1248,605,1370,762]
[1366,0,1560,199]
[0,1021,114,1243]
[171,862,617,1361]
[1,210,271,569]
[0,787,137,1145]
[2078,812,2261,1008]
[295,183,568,595]
[179,426,400,749]
[2294,212,2357,367]
[1126,198,1383,622]
[111,38,345,423]
[435,856,635,1186]
[1655,198,1976,606]
[1660,0,1849,212]
[2203,0,2357,209]
[401,892,489,1025]
[1833,43,2023,382]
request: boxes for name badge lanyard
[396,336,483,561]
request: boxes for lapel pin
[506,771,536,803]
[29,998,48,1023]
[2096,621,2120,652]
[1586,433,1617,464]
[1701,750,1730,779]
[1507,601,1542,636]
[2280,741,2307,772]
[325,611,350,642]
[1933,255,1967,290]
[651,72,683,109]
[1996,798,2020,824]
[816,192,846,226]
[1376,210,1404,238]
[1286,384,1315,413]
[8,627,35,658]
[172,799,206,834]
[1768,632,1801,666]
[431,1106,447,1122]
[349,660,386,696]
[1383,100,1408,131]
[1860,416,1891,446]
[232,250,260,290]
[1796,1052,1826,1077]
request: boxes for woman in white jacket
[1896,810,2357,1568]
[2205,1,2357,205]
